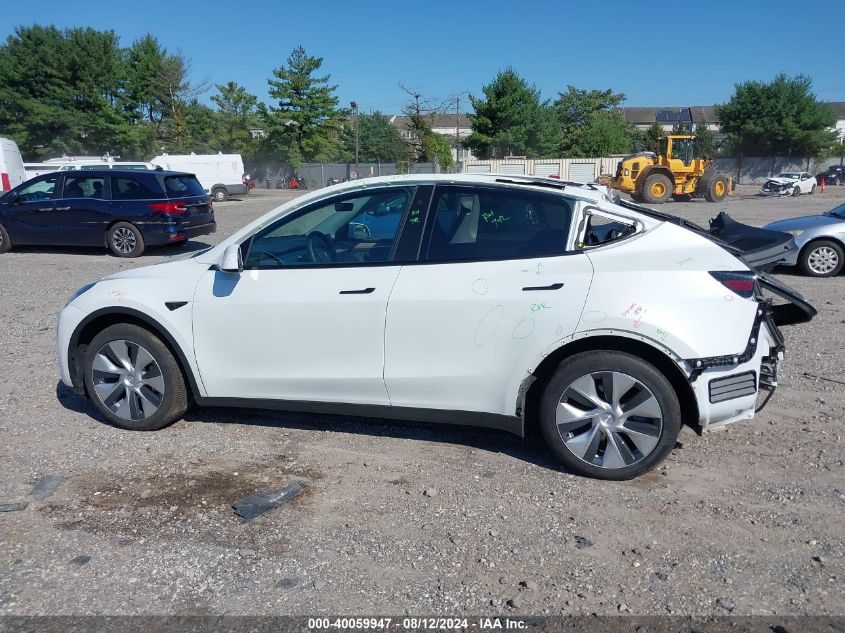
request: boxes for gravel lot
[0,184,843,617]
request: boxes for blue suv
[0,169,216,257]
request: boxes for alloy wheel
[555,371,663,469]
[91,340,165,421]
[808,246,839,275]
[112,227,137,254]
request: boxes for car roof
[325,173,608,204]
[56,168,192,177]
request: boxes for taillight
[148,201,187,214]
[710,271,756,299]
[1,173,10,191]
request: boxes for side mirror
[219,243,243,273]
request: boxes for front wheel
[799,240,844,277]
[539,351,682,480]
[792,186,801,197]
[83,324,188,431]
[108,222,145,257]
[0,223,12,254]
[641,173,673,204]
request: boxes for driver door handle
[522,282,564,291]
[54,206,71,211]
[38,206,54,211]
[339,287,375,295]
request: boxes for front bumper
[759,185,793,196]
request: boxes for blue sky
[3,0,844,113]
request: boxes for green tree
[398,86,455,171]
[641,121,664,153]
[553,86,635,156]
[264,46,344,163]
[693,123,718,158]
[716,73,837,156]
[211,81,258,156]
[465,69,554,159]
[342,112,409,164]
[0,25,127,159]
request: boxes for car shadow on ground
[55,382,569,473]
[10,240,211,257]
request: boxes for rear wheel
[539,351,681,480]
[108,222,145,257]
[641,173,673,204]
[810,184,816,194]
[799,240,844,277]
[83,324,188,431]
[0,223,11,254]
[212,187,228,202]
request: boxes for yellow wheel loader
[609,135,729,204]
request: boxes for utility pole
[350,101,359,178]
[455,96,460,164]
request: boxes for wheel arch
[799,234,845,257]
[636,166,675,193]
[520,334,700,438]
[67,307,202,400]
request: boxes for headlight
[623,168,630,176]
[784,229,804,237]
[65,282,97,307]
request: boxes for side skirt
[194,397,524,436]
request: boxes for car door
[0,174,60,244]
[383,184,594,417]
[56,173,111,246]
[800,173,814,193]
[191,185,426,405]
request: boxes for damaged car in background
[57,174,815,480]
[759,171,817,197]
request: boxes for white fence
[460,157,625,182]
[461,155,845,185]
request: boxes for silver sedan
[764,202,845,277]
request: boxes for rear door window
[425,186,573,262]
[164,175,206,197]
[62,176,105,199]
[112,176,160,200]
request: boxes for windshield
[777,173,800,179]
[827,203,845,219]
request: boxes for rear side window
[425,186,573,262]
[112,176,160,200]
[164,175,205,197]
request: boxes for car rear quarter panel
[578,223,759,360]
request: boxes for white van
[1,138,26,193]
[150,152,247,202]
[24,159,154,178]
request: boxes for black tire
[539,351,682,480]
[798,239,844,277]
[701,172,728,202]
[107,222,145,257]
[629,192,643,203]
[791,185,800,197]
[0,222,12,254]
[672,193,692,202]
[640,173,673,204]
[82,323,188,431]
[212,187,228,202]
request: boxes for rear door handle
[54,206,71,211]
[339,287,375,295]
[38,207,54,211]
[522,282,564,291]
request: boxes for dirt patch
[39,454,323,551]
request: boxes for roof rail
[493,176,600,191]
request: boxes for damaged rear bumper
[684,275,815,432]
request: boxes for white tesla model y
[57,174,815,479]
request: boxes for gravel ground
[0,185,843,616]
